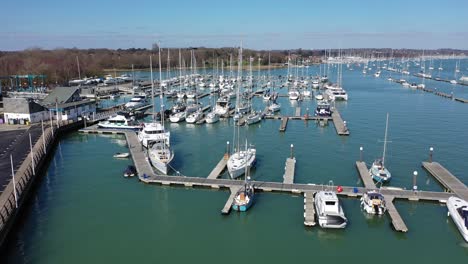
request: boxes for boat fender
[337,186,343,193]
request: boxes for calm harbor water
[2,62,468,263]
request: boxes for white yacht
[125,94,148,110]
[205,112,220,124]
[314,191,348,228]
[246,111,262,125]
[325,85,348,101]
[288,90,300,100]
[214,96,232,115]
[138,122,170,148]
[360,191,387,215]
[186,110,203,123]
[169,111,186,123]
[97,114,140,130]
[148,140,174,175]
[227,145,256,179]
[268,102,281,112]
[447,196,468,242]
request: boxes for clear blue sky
[2,0,468,50]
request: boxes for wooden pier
[304,192,316,226]
[283,158,296,184]
[355,161,376,189]
[331,110,349,136]
[221,187,240,214]
[207,156,228,179]
[422,162,468,201]
[385,196,408,232]
[279,117,288,132]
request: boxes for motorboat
[232,177,255,212]
[123,165,137,177]
[169,111,186,123]
[370,113,392,183]
[409,83,418,89]
[113,152,130,158]
[205,111,220,124]
[124,94,148,110]
[314,101,332,117]
[314,191,348,228]
[315,93,324,100]
[360,191,387,215]
[268,102,281,112]
[186,110,203,123]
[138,122,170,148]
[214,96,232,115]
[302,90,312,97]
[97,114,140,130]
[171,101,186,114]
[447,196,468,242]
[148,141,174,175]
[325,85,348,101]
[288,90,300,100]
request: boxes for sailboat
[369,113,392,183]
[148,46,174,175]
[232,165,255,212]
[227,44,257,179]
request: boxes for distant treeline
[0,47,466,86]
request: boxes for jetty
[283,158,296,184]
[207,156,228,180]
[386,196,409,232]
[331,110,349,136]
[355,161,376,189]
[279,117,288,132]
[303,191,316,226]
[221,187,240,214]
[422,162,468,201]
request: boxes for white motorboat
[246,111,262,125]
[288,89,300,100]
[148,141,174,175]
[450,80,458,84]
[169,111,186,123]
[314,191,348,228]
[205,112,220,124]
[268,102,281,112]
[113,152,130,158]
[315,93,324,100]
[124,94,148,110]
[227,146,256,179]
[325,85,348,101]
[447,196,468,242]
[138,122,170,148]
[302,90,312,97]
[214,96,232,115]
[360,191,387,215]
[186,110,203,123]
[97,114,140,130]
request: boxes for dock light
[429,147,434,163]
[290,144,294,158]
[226,141,230,157]
[360,146,364,162]
[413,171,418,192]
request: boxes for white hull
[227,149,256,179]
[447,196,468,242]
[169,112,186,123]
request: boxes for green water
[3,65,468,263]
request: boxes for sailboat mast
[382,113,389,168]
[237,44,243,153]
[150,55,155,122]
[159,45,165,129]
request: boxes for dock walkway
[386,196,408,232]
[331,109,349,136]
[355,161,376,189]
[279,117,288,132]
[207,156,228,179]
[221,187,240,214]
[283,158,296,184]
[422,162,468,201]
[304,191,316,226]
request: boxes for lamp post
[360,146,363,162]
[290,144,294,159]
[413,171,418,193]
[429,147,434,163]
[226,141,230,158]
